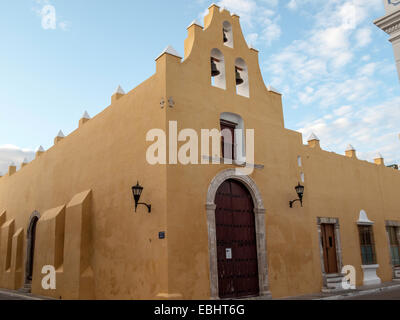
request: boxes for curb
[0,289,50,300]
[317,283,400,300]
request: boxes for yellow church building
[0,4,400,300]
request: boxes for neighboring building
[0,4,400,300]
[375,0,400,81]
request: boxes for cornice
[374,10,400,35]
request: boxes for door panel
[321,224,338,274]
[215,179,259,299]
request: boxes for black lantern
[211,58,220,77]
[289,183,305,208]
[235,67,244,85]
[132,182,151,213]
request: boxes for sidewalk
[279,281,400,300]
[0,288,54,300]
[2,282,400,301]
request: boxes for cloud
[0,145,35,174]
[266,0,388,90]
[200,0,282,47]
[355,27,372,47]
[297,97,400,164]
[287,0,298,10]
[262,17,282,45]
[262,0,398,165]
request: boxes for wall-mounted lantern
[132,182,152,213]
[289,183,305,208]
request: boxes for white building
[375,1,400,81]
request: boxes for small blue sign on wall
[159,232,166,240]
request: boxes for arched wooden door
[215,179,259,299]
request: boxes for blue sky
[0,0,398,173]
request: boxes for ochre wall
[0,67,170,299]
[162,5,400,299]
[0,4,399,300]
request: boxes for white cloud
[334,105,352,116]
[298,97,400,164]
[246,33,259,46]
[0,145,35,174]
[265,0,389,101]
[262,17,282,45]
[357,62,377,77]
[287,0,298,10]
[211,0,282,46]
[355,27,372,47]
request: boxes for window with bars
[358,225,377,265]
[387,226,400,267]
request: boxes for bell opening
[223,21,233,48]
[235,58,249,97]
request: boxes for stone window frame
[317,217,343,287]
[385,220,400,278]
[206,169,271,300]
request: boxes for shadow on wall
[0,190,95,300]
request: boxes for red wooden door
[215,179,259,299]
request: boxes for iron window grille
[358,225,377,265]
[387,226,400,267]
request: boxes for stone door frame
[317,217,343,287]
[206,169,271,299]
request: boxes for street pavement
[0,286,399,300]
[343,287,400,300]
[0,289,44,300]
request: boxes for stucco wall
[0,4,399,300]
[0,70,169,299]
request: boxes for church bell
[223,29,228,43]
[211,58,220,77]
[235,67,244,85]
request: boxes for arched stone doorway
[206,169,271,299]
[215,179,259,298]
[24,211,40,289]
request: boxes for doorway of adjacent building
[25,213,39,289]
[321,224,338,274]
[214,179,259,299]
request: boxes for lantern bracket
[136,202,152,213]
[132,182,152,213]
